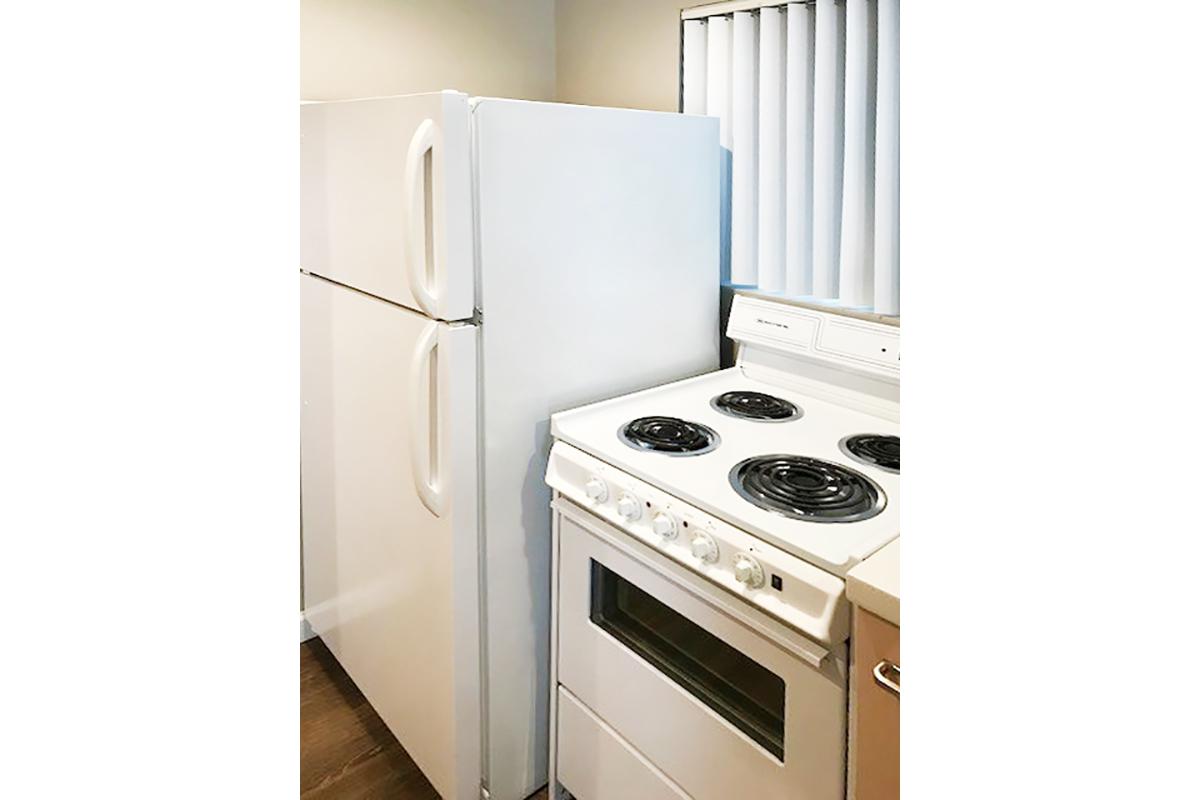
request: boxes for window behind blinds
[681,0,899,316]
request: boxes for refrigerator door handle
[404,118,439,318]
[408,321,444,516]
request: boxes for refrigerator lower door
[300,91,475,322]
[300,273,480,800]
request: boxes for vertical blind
[682,0,899,315]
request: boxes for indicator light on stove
[584,477,608,503]
[651,512,677,539]
[616,493,642,521]
[690,532,718,563]
[733,554,765,589]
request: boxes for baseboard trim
[300,612,316,643]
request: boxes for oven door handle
[553,496,831,669]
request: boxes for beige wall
[554,0,689,112]
[301,0,557,101]
[301,0,689,110]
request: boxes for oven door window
[589,560,786,760]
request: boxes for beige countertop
[846,539,900,626]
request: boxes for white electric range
[545,292,899,800]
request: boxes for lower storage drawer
[557,687,687,800]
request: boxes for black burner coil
[840,434,900,473]
[712,391,801,421]
[730,455,885,522]
[619,416,718,455]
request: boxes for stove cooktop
[550,367,900,576]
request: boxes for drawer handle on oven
[873,660,900,697]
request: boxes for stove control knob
[690,533,719,563]
[733,554,765,589]
[584,477,608,503]
[651,512,677,539]
[616,493,642,521]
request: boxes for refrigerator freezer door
[300,273,480,799]
[301,91,475,321]
[472,98,720,800]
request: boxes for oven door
[555,499,847,800]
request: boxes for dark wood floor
[301,638,549,800]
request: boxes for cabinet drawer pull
[873,660,900,697]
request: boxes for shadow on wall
[555,0,696,112]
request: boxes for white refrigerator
[299,91,719,800]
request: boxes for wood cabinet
[850,606,900,800]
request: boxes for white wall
[301,0,557,101]
[555,0,690,112]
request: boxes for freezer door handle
[408,321,444,516]
[404,118,439,318]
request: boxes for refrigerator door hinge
[446,310,481,328]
